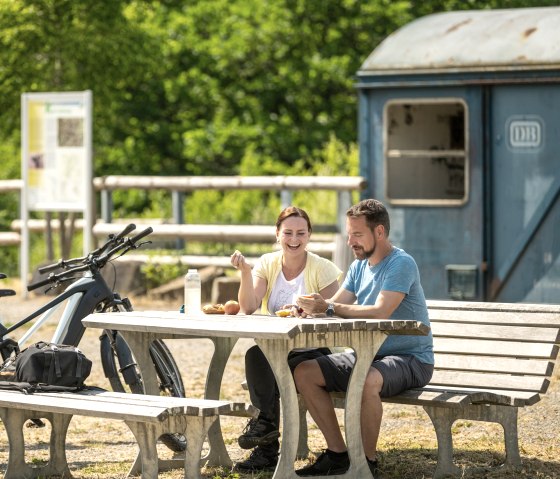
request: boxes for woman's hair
[346,199,390,235]
[275,206,312,233]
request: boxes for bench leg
[184,415,217,478]
[0,407,73,479]
[424,404,521,479]
[126,415,217,479]
[466,404,521,467]
[126,421,160,479]
[423,406,463,479]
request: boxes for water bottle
[184,269,201,314]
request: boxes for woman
[230,206,342,472]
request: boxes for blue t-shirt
[342,247,434,364]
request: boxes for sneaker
[235,446,278,472]
[238,416,280,449]
[367,458,381,478]
[296,450,350,476]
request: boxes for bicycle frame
[8,272,121,349]
[1,224,187,451]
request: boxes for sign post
[20,91,93,297]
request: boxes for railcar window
[384,100,467,205]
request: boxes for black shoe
[296,450,350,476]
[235,446,278,472]
[367,458,381,478]
[238,416,280,449]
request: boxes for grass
[0,294,559,479]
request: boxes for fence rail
[1,175,366,271]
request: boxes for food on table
[223,300,241,315]
[202,303,225,314]
[275,308,293,317]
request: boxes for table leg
[120,331,160,395]
[257,330,387,479]
[202,337,238,467]
[344,330,385,478]
[256,338,299,478]
[121,331,237,469]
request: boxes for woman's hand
[230,250,252,273]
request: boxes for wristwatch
[326,302,335,317]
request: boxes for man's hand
[296,293,328,316]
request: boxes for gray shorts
[315,353,434,398]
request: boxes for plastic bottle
[184,269,201,314]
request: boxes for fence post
[172,190,185,250]
[280,190,292,210]
[333,191,353,276]
[101,190,113,223]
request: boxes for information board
[20,91,93,296]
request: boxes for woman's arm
[231,250,267,314]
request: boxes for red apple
[223,300,240,315]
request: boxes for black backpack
[0,341,92,393]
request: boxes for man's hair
[346,199,390,235]
[275,206,312,233]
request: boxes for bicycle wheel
[149,339,187,452]
[149,339,185,397]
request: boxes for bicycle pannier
[14,341,92,389]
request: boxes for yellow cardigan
[253,250,343,315]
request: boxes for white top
[267,271,305,315]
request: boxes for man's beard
[352,245,375,260]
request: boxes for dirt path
[0,291,559,478]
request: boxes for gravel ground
[0,290,559,478]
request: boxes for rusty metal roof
[359,7,560,75]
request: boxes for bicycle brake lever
[44,277,76,294]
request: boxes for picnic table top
[83,312,430,340]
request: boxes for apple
[223,300,240,315]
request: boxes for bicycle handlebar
[130,226,153,243]
[27,274,58,291]
[37,224,138,274]
[38,257,82,274]
[114,223,137,240]
[96,226,153,266]
[28,224,152,292]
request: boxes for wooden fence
[1,175,367,271]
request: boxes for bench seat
[0,388,257,479]
[292,301,560,478]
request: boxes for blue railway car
[356,7,559,302]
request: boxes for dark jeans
[244,345,330,455]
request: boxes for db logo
[507,117,543,150]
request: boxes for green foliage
[140,257,183,290]
[0,0,557,250]
[183,133,358,230]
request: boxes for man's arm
[297,289,405,319]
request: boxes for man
[294,198,434,478]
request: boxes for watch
[326,302,335,317]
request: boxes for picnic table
[83,311,428,479]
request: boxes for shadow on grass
[380,447,560,479]
[206,449,560,479]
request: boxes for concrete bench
[288,301,560,478]
[0,388,257,479]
